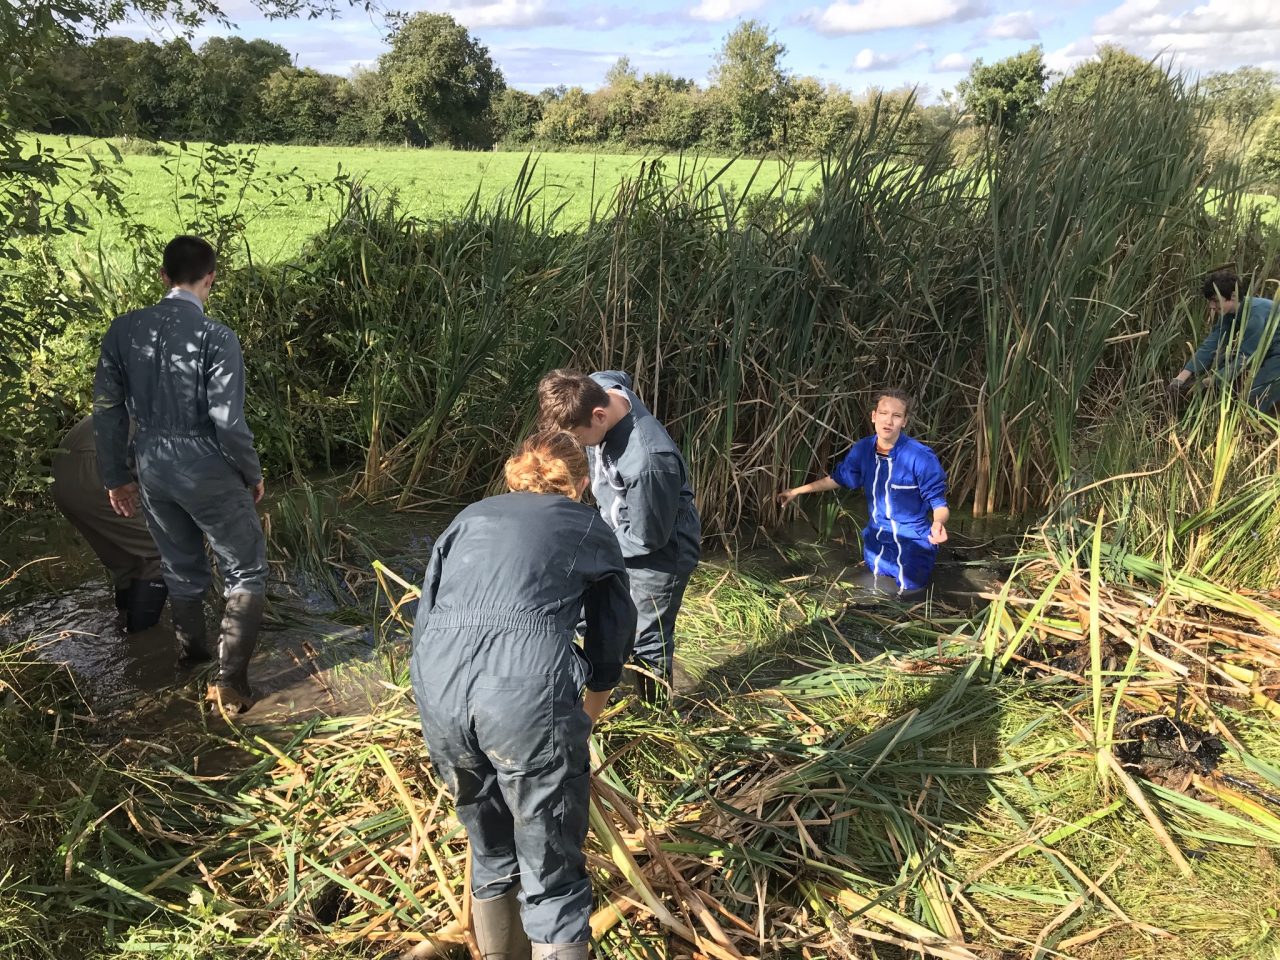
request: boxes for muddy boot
[629,664,669,705]
[171,596,212,663]
[530,943,588,960]
[125,578,169,633]
[205,591,264,714]
[473,887,531,960]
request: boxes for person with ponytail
[410,431,637,960]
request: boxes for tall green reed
[31,77,1280,587]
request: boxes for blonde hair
[504,431,589,499]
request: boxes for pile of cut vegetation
[3,543,1279,960]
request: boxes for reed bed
[37,72,1273,576]
[4,64,1280,960]
[5,539,1278,960]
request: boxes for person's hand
[928,520,948,545]
[777,488,799,508]
[1166,378,1188,398]
[251,479,265,504]
[108,482,140,518]
[583,688,611,726]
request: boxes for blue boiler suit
[832,433,948,593]
[1184,296,1280,412]
[93,289,267,601]
[587,372,700,679]
[410,492,637,946]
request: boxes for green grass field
[42,136,816,264]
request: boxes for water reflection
[1,577,386,721]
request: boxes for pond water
[1,496,1025,720]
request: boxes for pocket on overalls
[473,672,555,772]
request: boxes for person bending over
[410,430,637,960]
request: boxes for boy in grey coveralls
[537,369,700,699]
[93,235,268,712]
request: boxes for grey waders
[473,888,531,960]
[205,591,264,714]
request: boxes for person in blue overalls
[410,431,637,960]
[1167,268,1279,414]
[537,370,700,701]
[779,388,950,594]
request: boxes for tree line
[22,12,1280,174]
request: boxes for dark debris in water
[1114,707,1226,787]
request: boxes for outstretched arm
[778,475,839,507]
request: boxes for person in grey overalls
[93,235,268,713]
[538,369,700,699]
[52,414,168,631]
[410,431,636,960]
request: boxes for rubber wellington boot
[114,586,130,613]
[630,666,668,705]
[205,591,265,714]
[473,888,532,960]
[171,596,212,662]
[530,943,588,960]
[126,578,169,633]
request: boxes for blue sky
[120,0,1280,103]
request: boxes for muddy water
[751,510,1021,601]
[0,497,435,724]
[0,576,393,722]
[2,499,1022,723]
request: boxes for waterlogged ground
[0,495,1015,720]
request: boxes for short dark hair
[872,387,913,415]
[537,369,610,430]
[1202,269,1243,302]
[163,236,217,285]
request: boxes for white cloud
[688,0,767,22]
[1043,38,1095,74]
[849,42,930,70]
[421,0,569,29]
[984,10,1038,39]
[1105,0,1280,34]
[801,0,988,35]
[852,47,892,69]
[934,52,972,71]
[1086,0,1280,70]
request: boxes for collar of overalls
[164,287,205,313]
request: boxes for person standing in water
[51,414,168,632]
[778,388,949,594]
[93,235,268,713]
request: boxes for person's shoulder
[107,305,149,329]
[848,435,875,456]
[201,316,242,347]
[592,370,633,391]
[627,417,684,467]
[902,433,943,464]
